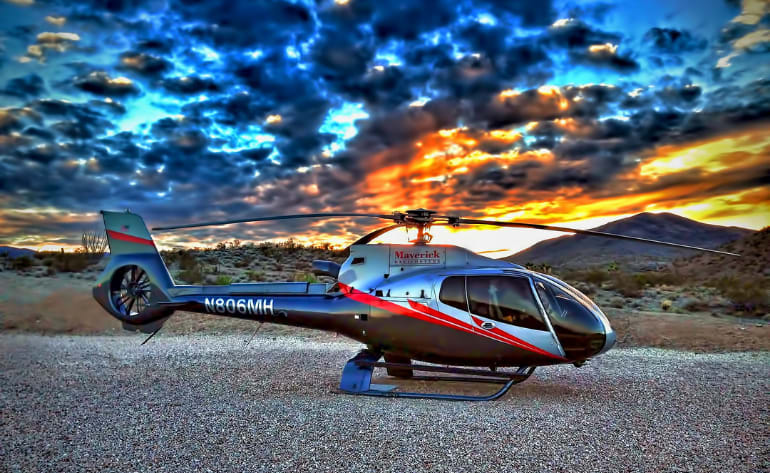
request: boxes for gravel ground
[1,334,768,473]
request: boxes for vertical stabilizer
[102,210,158,255]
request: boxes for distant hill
[505,212,753,269]
[0,246,36,259]
[673,227,770,280]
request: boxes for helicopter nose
[598,324,616,355]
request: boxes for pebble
[1,334,768,472]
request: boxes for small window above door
[438,276,467,312]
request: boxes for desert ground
[2,334,768,472]
[1,247,768,472]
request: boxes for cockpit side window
[535,280,562,321]
[439,276,468,312]
[467,276,548,331]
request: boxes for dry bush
[293,272,319,283]
[233,257,250,268]
[246,270,267,281]
[178,251,199,270]
[214,275,232,285]
[12,256,34,271]
[177,266,203,284]
[633,270,686,287]
[36,251,91,272]
[82,231,108,262]
[524,262,553,275]
[610,272,644,298]
[708,276,769,313]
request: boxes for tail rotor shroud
[110,265,152,318]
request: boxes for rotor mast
[394,208,437,245]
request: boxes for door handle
[480,321,495,330]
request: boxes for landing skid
[339,350,535,401]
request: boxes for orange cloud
[348,121,770,256]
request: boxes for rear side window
[467,276,548,331]
[439,276,467,311]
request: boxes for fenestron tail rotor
[150,208,741,257]
[111,265,152,317]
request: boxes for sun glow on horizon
[3,124,768,254]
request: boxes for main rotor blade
[348,224,403,247]
[456,218,741,257]
[152,213,395,231]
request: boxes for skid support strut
[339,350,535,401]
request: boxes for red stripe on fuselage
[409,299,563,360]
[106,230,155,247]
[338,283,564,360]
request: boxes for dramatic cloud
[119,52,171,77]
[0,0,767,251]
[1,74,45,98]
[570,43,639,71]
[643,27,708,53]
[20,31,80,62]
[73,71,139,96]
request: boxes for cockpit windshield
[534,278,605,359]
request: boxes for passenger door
[433,275,476,330]
[465,275,563,357]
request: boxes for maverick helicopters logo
[391,248,445,265]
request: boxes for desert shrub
[233,257,250,268]
[202,255,219,265]
[246,270,266,281]
[177,265,203,284]
[679,297,703,312]
[49,252,90,272]
[161,250,176,265]
[278,237,301,253]
[563,268,609,286]
[178,251,199,271]
[524,262,553,274]
[12,256,34,271]
[214,275,232,285]
[633,270,686,287]
[293,272,319,283]
[708,276,769,313]
[82,230,108,262]
[610,272,643,298]
[583,269,610,285]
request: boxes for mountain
[0,246,36,259]
[505,212,753,269]
[673,226,770,280]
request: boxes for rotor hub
[397,209,437,244]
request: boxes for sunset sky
[0,0,768,256]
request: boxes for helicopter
[92,208,739,401]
